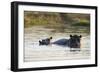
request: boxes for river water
[24,26,90,62]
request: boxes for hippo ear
[70,35,72,37]
[80,35,82,38]
[50,37,52,39]
[39,40,41,43]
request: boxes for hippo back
[52,39,69,46]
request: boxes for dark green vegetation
[24,11,90,33]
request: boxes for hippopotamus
[39,37,52,45]
[39,35,82,48]
[52,35,82,48]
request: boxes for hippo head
[70,35,82,48]
[39,37,52,45]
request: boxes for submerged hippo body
[52,39,70,46]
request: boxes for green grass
[72,19,90,27]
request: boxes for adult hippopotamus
[52,35,82,48]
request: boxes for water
[24,26,90,62]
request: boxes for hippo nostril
[77,43,80,48]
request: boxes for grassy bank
[24,11,90,33]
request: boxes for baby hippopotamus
[39,35,82,48]
[53,35,82,48]
[39,37,52,45]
